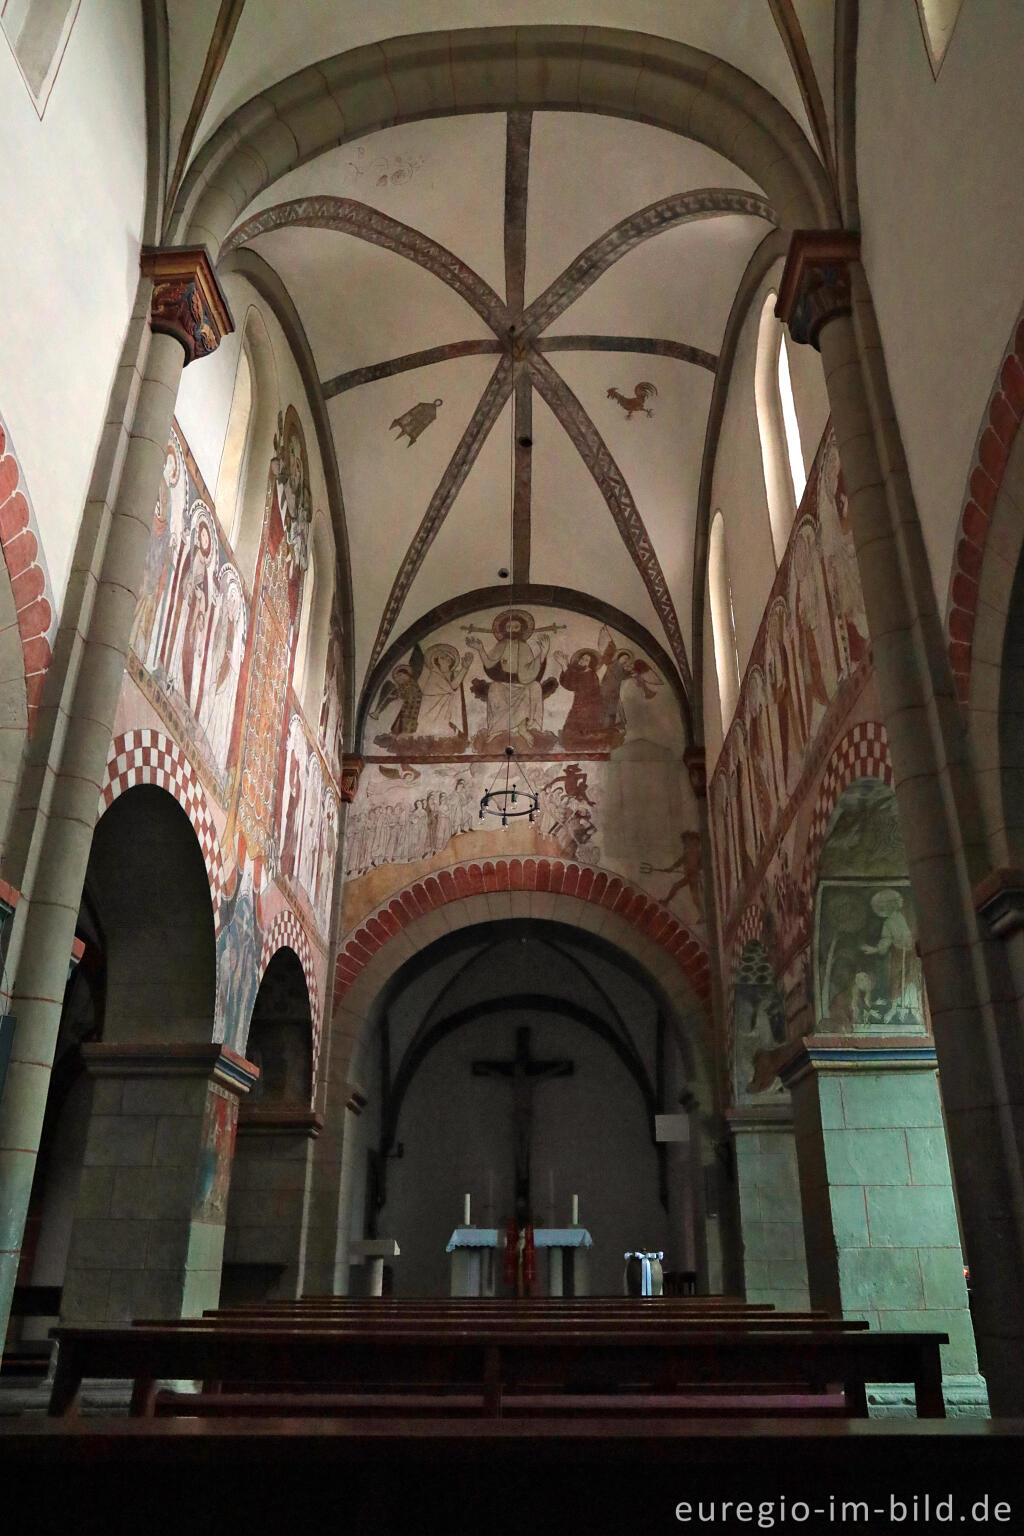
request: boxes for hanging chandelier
[479,745,539,825]
[478,356,540,828]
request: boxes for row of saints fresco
[121,413,340,1057]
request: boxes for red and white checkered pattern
[732,905,764,970]
[99,729,224,924]
[261,908,323,1090]
[804,721,893,890]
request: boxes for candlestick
[572,1193,579,1226]
[464,1192,471,1226]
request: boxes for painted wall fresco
[815,780,925,1033]
[113,415,341,1073]
[710,426,870,928]
[709,424,911,1104]
[343,605,702,947]
[363,608,678,759]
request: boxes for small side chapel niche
[732,939,788,1104]
[814,779,926,1035]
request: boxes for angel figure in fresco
[464,609,561,752]
[641,829,704,919]
[597,626,662,732]
[370,656,424,740]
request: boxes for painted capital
[683,745,707,798]
[140,245,234,364]
[775,231,860,350]
[340,753,365,804]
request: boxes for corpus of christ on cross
[472,1024,574,1226]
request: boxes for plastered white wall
[857,1,1024,613]
[0,0,147,610]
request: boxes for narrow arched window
[756,292,802,564]
[709,511,741,731]
[777,333,807,508]
[216,343,254,548]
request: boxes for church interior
[1,0,1024,1525]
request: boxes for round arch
[332,860,714,1112]
[170,28,837,254]
[260,909,323,1085]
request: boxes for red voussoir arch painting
[260,908,323,1085]
[99,729,225,927]
[946,310,1024,704]
[0,413,55,734]
[335,858,712,1011]
[802,721,893,894]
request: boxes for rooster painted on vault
[607,381,658,420]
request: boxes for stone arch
[946,306,1024,706]
[0,410,55,790]
[86,783,218,1045]
[246,944,315,1106]
[944,308,1024,867]
[99,729,224,929]
[332,857,714,1110]
[260,909,322,1087]
[169,28,837,254]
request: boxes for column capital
[973,866,1024,939]
[777,1033,937,1089]
[238,1105,323,1137]
[724,1104,795,1135]
[775,231,860,350]
[140,245,234,364]
[81,1041,259,1096]
[683,745,707,799]
[340,753,365,803]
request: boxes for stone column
[777,234,1024,1412]
[780,1037,985,1415]
[63,1044,258,1322]
[0,249,232,1350]
[301,754,365,1296]
[222,1107,322,1302]
[726,1104,810,1311]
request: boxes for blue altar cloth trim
[445,1227,593,1252]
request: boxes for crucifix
[472,1025,574,1226]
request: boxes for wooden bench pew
[48,1320,947,1419]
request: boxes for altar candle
[572,1193,579,1226]
[464,1192,471,1226]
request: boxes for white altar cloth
[445,1227,592,1295]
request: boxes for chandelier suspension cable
[478,334,540,827]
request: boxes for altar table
[445,1227,593,1296]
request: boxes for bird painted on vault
[607,381,658,420]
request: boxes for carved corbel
[775,231,860,350]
